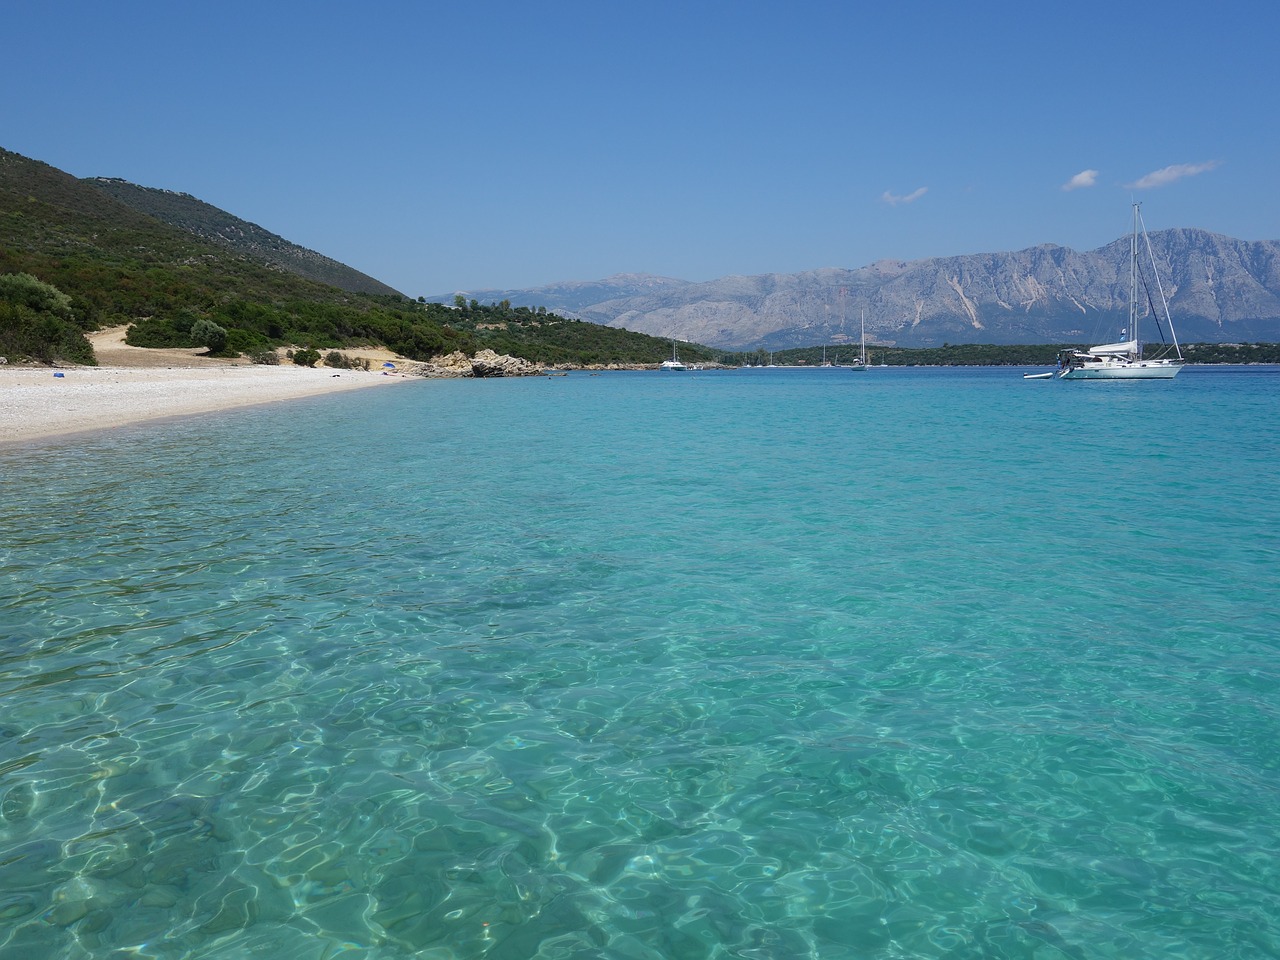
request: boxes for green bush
[292,348,321,367]
[0,272,75,319]
[125,316,189,348]
[0,273,95,364]
[190,317,228,354]
[320,352,371,371]
[225,326,270,355]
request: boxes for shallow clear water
[2,365,1279,959]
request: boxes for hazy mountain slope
[1,147,393,323]
[85,178,403,297]
[437,273,692,313]
[433,232,1280,350]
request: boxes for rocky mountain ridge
[432,230,1280,350]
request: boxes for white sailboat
[849,309,869,372]
[1058,203,1184,380]
[660,339,687,371]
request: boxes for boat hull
[1059,361,1183,380]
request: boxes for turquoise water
[2,365,1279,959]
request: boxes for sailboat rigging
[660,339,687,371]
[849,309,869,372]
[1057,203,1184,380]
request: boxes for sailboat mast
[1130,202,1139,350]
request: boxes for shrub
[0,272,74,319]
[0,303,95,364]
[0,274,94,364]
[191,318,228,354]
[320,352,370,371]
[126,316,189,348]
[292,348,321,367]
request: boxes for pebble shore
[0,364,406,445]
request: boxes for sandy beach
[1,327,408,445]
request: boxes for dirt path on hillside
[85,325,407,370]
[86,325,245,368]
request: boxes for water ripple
[2,369,1279,958]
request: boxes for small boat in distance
[849,310,869,372]
[660,340,687,371]
[1057,203,1184,380]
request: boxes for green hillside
[85,177,405,298]
[0,147,713,367]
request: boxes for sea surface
[2,365,1279,959]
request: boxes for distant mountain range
[85,178,403,298]
[431,230,1280,350]
[7,142,1277,352]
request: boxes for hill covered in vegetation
[84,177,405,298]
[0,147,718,368]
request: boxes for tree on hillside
[190,317,228,354]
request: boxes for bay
[2,365,1278,959]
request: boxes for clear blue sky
[5,0,1277,297]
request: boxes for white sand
[0,364,407,445]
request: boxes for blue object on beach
[53,372,65,378]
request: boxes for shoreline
[0,363,409,446]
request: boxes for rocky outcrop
[420,352,473,377]
[468,349,544,377]
[416,350,543,378]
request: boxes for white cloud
[1127,160,1221,189]
[1062,169,1098,191]
[882,187,927,206]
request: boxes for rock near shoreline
[413,349,545,378]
